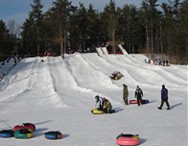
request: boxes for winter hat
[95,95,99,99]
[162,85,165,88]
[102,97,107,101]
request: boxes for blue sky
[0,0,173,26]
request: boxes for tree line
[0,0,187,64]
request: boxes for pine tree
[49,0,75,57]
[141,0,160,57]
[101,0,119,54]
[30,0,43,55]
[0,20,16,59]
[21,0,43,56]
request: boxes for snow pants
[160,98,170,108]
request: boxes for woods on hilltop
[0,0,188,64]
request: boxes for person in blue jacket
[158,85,170,110]
[95,95,103,110]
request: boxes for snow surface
[0,53,187,146]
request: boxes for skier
[123,84,129,105]
[135,86,143,106]
[158,85,170,110]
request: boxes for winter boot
[158,107,162,110]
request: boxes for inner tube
[91,108,104,114]
[14,129,33,139]
[129,99,149,104]
[129,100,138,104]
[116,133,140,146]
[0,130,14,138]
[111,76,121,80]
[45,131,62,140]
[141,99,149,104]
[13,123,36,132]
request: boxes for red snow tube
[13,123,36,132]
[129,99,149,104]
[116,133,140,146]
[129,100,138,104]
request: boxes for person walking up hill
[158,85,170,110]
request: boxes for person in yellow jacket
[102,98,113,113]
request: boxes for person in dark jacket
[123,84,129,105]
[135,86,143,106]
[158,85,170,110]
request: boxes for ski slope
[0,53,187,146]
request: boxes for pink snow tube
[129,100,138,104]
[116,133,140,146]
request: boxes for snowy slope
[0,53,187,146]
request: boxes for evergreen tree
[21,0,43,56]
[86,4,102,49]
[101,0,119,54]
[0,20,16,60]
[49,0,75,57]
[30,0,43,55]
[141,0,160,57]
[161,0,187,64]
[119,4,145,53]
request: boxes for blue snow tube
[141,99,149,104]
[0,130,14,138]
[45,131,62,140]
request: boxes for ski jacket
[95,96,102,109]
[102,100,112,111]
[161,88,168,100]
[135,88,143,98]
[123,86,128,97]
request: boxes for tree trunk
[59,26,64,58]
[63,30,67,56]
[146,21,149,56]
[112,29,116,54]
[150,20,154,57]
[37,27,40,56]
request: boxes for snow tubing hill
[0,130,14,138]
[91,108,105,114]
[14,129,33,139]
[45,131,62,140]
[13,123,36,132]
[116,133,140,146]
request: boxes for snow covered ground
[0,53,187,146]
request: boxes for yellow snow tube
[91,108,104,114]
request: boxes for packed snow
[0,53,187,146]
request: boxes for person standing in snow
[135,86,143,106]
[158,85,170,110]
[123,84,129,105]
[95,95,103,110]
